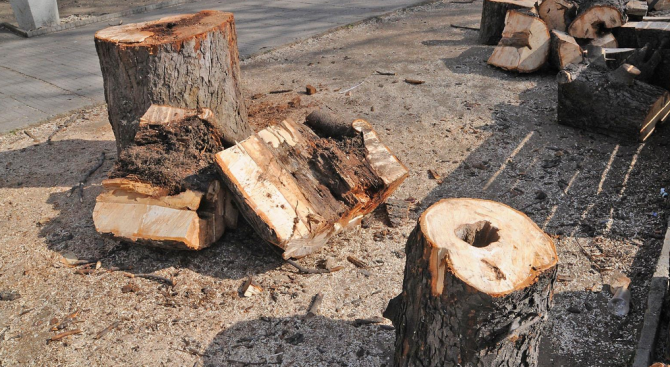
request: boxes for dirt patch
[247,93,318,131]
[109,115,223,195]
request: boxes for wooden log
[488,10,551,73]
[651,49,670,90]
[215,119,408,259]
[623,42,665,80]
[613,21,640,47]
[602,47,637,67]
[385,198,558,367]
[478,0,536,45]
[93,105,235,250]
[626,0,649,19]
[568,0,626,38]
[589,32,618,47]
[538,0,578,31]
[94,10,252,153]
[550,30,584,69]
[557,63,670,141]
[636,21,670,48]
[647,0,670,11]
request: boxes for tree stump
[385,198,558,367]
[94,10,251,153]
[557,63,670,141]
[568,0,626,38]
[478,0,536,45]
[487,10,551,73]
[538,0,577,32]
[549,30,583,69]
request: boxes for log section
[550,30,583,69]
[479,0,537,44]
[538,0,578,31]
[568,0,626,38]
[488,10,551,72]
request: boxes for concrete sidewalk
[0,0,426,133]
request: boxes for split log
[479,0,537,44]
[538,0,578,31]
[589,32,618,47]
[385,198,558,367]
[613,21,639,47]
[94,10,252,153]
[488,10,551,73]
[602,47,637,67]
[557,63,670,141]
[93,105,237,250]
[215,118,408,259]
[568,0,626,38]
[647,0,670,11]
[626,0,649,18]
[550,30,584,69]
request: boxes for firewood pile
[482,0,670,140]
[91,11,408,258]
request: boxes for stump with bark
[93,105,238,250]
[550,30,583,69]
[538,0,578,31]
[557,63,670,141]
[479,0,537,44]
[215,118,408,259]
[568,0,626,38]
[95,10,252,153]
[385,198,558,367]
[488,10,551,72]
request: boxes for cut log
[613,21,640,47]
[93,105,236,250]
[95,10,252,153]
[589,32,618,47]
[557,63,670,141]
[568,0,626,38]
[479,0,537,44]
[626,0,649,18]
[647,0,670,11]
[385,198,558,367]
[602,47,637,67]
[215,118,408,259]
[623,42,665,80]
[538,0,578,31]
[488,10,551,73]
[636,21,670,48]
[550,30,584,69]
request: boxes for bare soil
[1,1,670,366]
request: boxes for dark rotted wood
[651,49,670,90]
[95,10,252,154]
[557,62,670,141]
[386,199,558,367]
[478,0,536,44]
[613,22,640,47]
[568,0,627,38]
[305,109,355,138]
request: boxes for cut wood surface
[603,47,637,67]
[626,0,649,18]
[558,63,670,141]
[95,10,252,152]
[478,0,537,44]
[568,0,626,38]
[538,0,578,31]
[488,10,551,72]
[550,30,583,69]
[636,21,670,48]
[215,118,408,259]
[93,105,236,250]
[590,32,618,47]
[386,198,557,367]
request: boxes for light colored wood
[538,0,577,31]
[96,187,203,211]
[488,10,551,73]
[643,16,670,21]
[102,178,169,197]
[590,33,618,48]
[626,0,648,16]
[568,4,625,38]
[216,119,408,259]
[647,0,670,11]
[550,30,583,69]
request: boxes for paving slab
[0,0,427,132]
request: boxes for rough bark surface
[94,10,251,153]
[568,0,626,38]
[557,63,670,141]
[479,0,536,44]
[387,199,558,367]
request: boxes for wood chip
[307,293,323,316]
[49,329,82,342]
[404,79,425,85]
[347,255,369,269]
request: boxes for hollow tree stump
[479,0,536,45]
[568,0,626,38]
[385,198,558,367]
[94,10,252,153]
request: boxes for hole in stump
[455,220,500,248]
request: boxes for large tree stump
[558,63,670,141]
[488,10,551,73]
[385,198,558,367]
[94,10,252,153]
[479,0,536,45]
[93,105,238,250]
[215,118,408,259]
[568,0,626,38]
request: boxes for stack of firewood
[482,0,670,140]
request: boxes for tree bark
[636,21,670,48]
[538,0,578,31]
[612,21,639,47]
[215,118,408,259]
[479,0,536,45]
[385,198,558,367]
[549,30,583,69]
[94,10,251,153]
[488,10,551,73]
[568,0,626,38]
[557,63,670,141]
